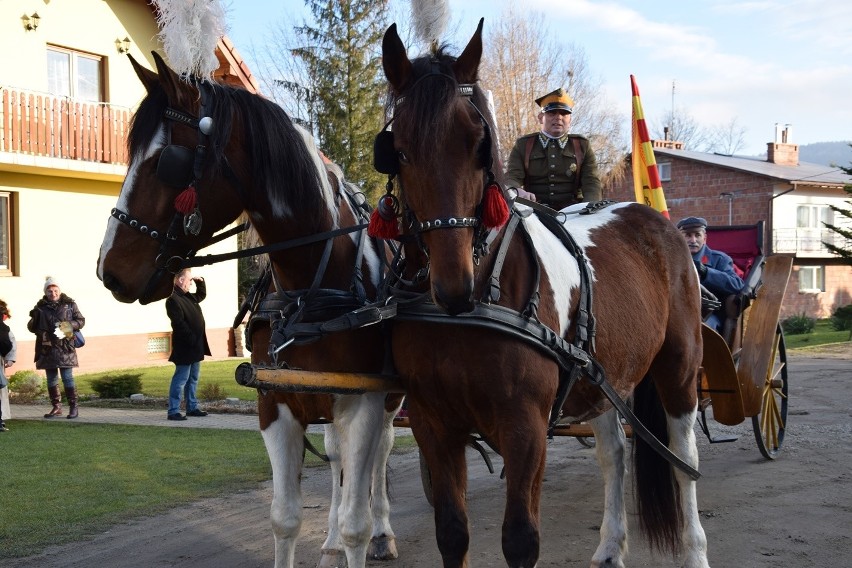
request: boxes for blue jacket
[693,244,745,298]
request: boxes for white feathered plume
[154,0,227,79]
[411,0,450,52]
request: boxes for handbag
[73,330,85,348]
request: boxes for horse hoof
[368,534,399,560]
[317,548,347,568]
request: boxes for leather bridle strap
[165,223,369,272]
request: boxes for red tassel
[482,183,509,229]
[174,186,197,214]
[368,194,400,239]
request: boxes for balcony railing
[773,228,840,256]
[1,86,131,166]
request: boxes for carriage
[99,15,793,566]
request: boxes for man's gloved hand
[694,260,708,280]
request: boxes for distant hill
[799,141,852,168]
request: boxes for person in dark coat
[165,269,211,421]
[1,299,16,432]
[27,277,85,419]
[677,216,745,332]
[504,87,602,209]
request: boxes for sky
[222,0,852,157]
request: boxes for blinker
[373,130,399,175]
[157,145,195,188]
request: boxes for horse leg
[588,410,628,568]
[318,422,346,568]
[499,408,548,568]
[666,409,710,568]
[367,400,403,561]
[415,416,470,567]
[334,393,388,568]
[261,401,307,568]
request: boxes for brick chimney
[767,123,798,166]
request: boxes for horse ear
[382,23,411,93]
[129,54,159,93]
[453,18,484,84]
[151,51,191,107]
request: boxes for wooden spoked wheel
[751,323,788,459]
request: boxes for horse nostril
[102,272,123,293]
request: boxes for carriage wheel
[418,449,434,507]
[751,323,788,460]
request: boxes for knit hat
[44,276,60,293]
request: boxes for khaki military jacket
[504,133,602,209]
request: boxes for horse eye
[397,151,409,164]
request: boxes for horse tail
[632,374,683,555]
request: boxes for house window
[0,192,13,276]
[47,47,103,102]
[796,204,831,228]
[798,266,825,293]
[658,162,671,181]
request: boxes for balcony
[773,228,841,257]
[1,86,131,167]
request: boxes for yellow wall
[0,1,243,372]
[0,0,161,109]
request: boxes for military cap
[676,217,708,230]
[535,88,574,113]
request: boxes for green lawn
[784,319,851,350]
[0,421,275,559]
[74,358,256,400]
[0,420,418,560]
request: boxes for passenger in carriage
[677,216,745,332]
[504,88,602,209]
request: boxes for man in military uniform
[504,88,602,209]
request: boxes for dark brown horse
[96,52,402,568]
[378,21,709,568]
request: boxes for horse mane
[128,76,332,223]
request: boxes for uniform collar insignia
[538,132,571,149]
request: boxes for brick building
[607,128,852,319]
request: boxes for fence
[1,86,131,165]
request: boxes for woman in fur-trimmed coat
[27,277,85,419]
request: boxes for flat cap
[676,216,708,230]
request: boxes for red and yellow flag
[631,75,669,218]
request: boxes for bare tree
[652,106,710,151]
[478,9,627,188]
[703,117,748,155]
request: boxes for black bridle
[110,81,226,299]
[374,75,499,249]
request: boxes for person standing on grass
[165,268,211,421]
[1,299,16,431]
[27,277,85,419]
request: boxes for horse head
[380,19,504,315]
[96,52,246,303]
[97,50,335,304]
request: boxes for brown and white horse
[96,52,402,568]
[377,21,710,568]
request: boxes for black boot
[44,385,63,418]
[65,386,79,419]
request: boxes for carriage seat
[704,221,766,348]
